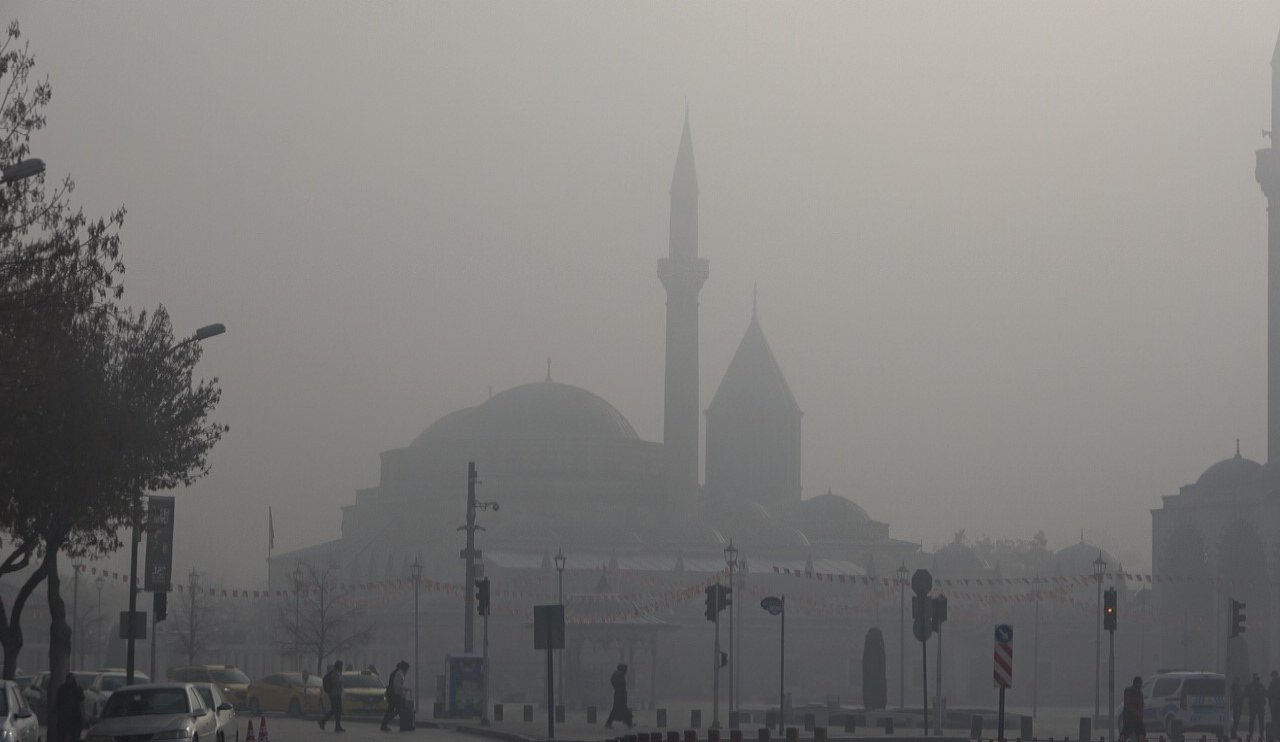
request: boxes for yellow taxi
[168,665,252,711]
[340,670,388,717]
[245,672,325,717]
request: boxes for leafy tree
[277,563,374,675]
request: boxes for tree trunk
[0,557,48,679]
[45,545,70,742]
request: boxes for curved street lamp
[897,561,909,708]
[724,540,738,717]
[1,158,44,184]
[1093,551,1107,728]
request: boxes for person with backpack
[380,660,410,732]
[319,660,346,732]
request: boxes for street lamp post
[292,565,304,668]
[1093,552,1107,733]
[724,540,738,720]
[461,462,497,654]
[126,323,225,684]
[187,570,200,666]
[1,158,44,184]
[897,562,908,709]
[95,576,105,668]
[411,559,422,718]
[72,564,81,669]
[554,549,566,708]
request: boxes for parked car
[83,669,150,725]
[0,679,39,742]
[169,665,251,710]
[83,683,221,742]
[1142,671,1226,734]
[24,669,95,725]
[340,669,388,717]
[245,672,325,717]
[193,682,237,742]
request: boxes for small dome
[934,540,990,574]
[1196,453,1262,491]
[1055,539,1115,577]
[413,381,638,447]
[781,491,871,526]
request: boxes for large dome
[1195,452,1262,491]
[413,381,639,447]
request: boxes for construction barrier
[691,709,702,729]
[1021,716,1033,740]
[258,716,269,742]
[245,720,256,742]
[657,708,668,728]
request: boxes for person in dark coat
[53,673,84,742]
[1268,672,1280,742]
[605,664,632,729]
[380,660,410,732]
[319,660,346,732]
[1118,676,1145,742]
[1233,678,1245,740]
[1248,673,1267,741]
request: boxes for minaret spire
[1259,28,1280,466]
[658,110,710,515]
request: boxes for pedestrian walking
[1118,676,1146,742]
[380,660,410,732]
[53,673,84,742]
[604,664,632,729]
[1268,672,1280,742]
[319,660,347,733]
[1233,678,1245,740]
[1248,673,1267,741]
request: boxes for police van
[1142,671,1226,735]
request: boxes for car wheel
[248,697,261,716]
[289,698,302,717]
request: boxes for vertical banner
[143,495,175,592]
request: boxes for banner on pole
[143,495,175,592]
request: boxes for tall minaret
[1258,30,1280,465]
[658,110,709,512]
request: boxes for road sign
[533,604,565,650]
[911,569,933,597]
[993,624,1013,688]
[760,596,784,616]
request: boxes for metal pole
[126,507,141,684]
[922,637,929,736]
[899,569,906,709]
[713,585,721,729]
[728,561,735,719]
[1095,572,1102,727]
[546,645,555,740]
[464,462,478,653]
[735,564,743,715]
[482,612,490,725]
[934,622,942,735]
[1108,629,1115,742]
[414,574,420,718]
[779,596,785,736]
[72,566,79,669]
[557,568,564,708]
[149,610,157,680]
[1033,578,1040,721]
[997,686,1006,742]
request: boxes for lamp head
[194,323,226,341]
[554,548,566,572]
[410,558,423,581]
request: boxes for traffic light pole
[713,586,721,730]
[482,610,490,725]
[462,462,479,654]
[1108,628,1115,742]
[934,622,943,735]
[921,636,929,736]
[779,596,786,736]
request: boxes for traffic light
[718,583,732,611]
[1103,587,1117,632]
[930,595,948,631]
[705,584,717,622]
[719,651,729,668]
[476,578,491,617]
[153,592,168,623]
[1231,599,1247,638]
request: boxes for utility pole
[188,570,199,666]
[459,462,496,654]
[1093,552,1107,730]
[72,565,80,669]
[1032,576,1040,721]
[724,541,738,720]
[713,584,722,729]
[898,562,907,709]
[1104,587,1117,742]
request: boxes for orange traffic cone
[245,720,255,742]
[258,716,269,742]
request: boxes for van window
[1152,679,1181,697]
[1185,678,1224,696]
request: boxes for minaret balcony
[657,256,710,294]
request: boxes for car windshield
[100,675,130,692]
[1186,678,1225,696]
[343,674,382,689]
[102,688,190,717]
[211,669,249,684]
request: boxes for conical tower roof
[708,312,800,416]
[671,107,698,196]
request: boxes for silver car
[0,679,39,742]
[193,683,237,742]
[84,683,220,742]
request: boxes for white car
[84,683,220,742]
[1143,671,1226,734]
[0,679,39,742]
[193,682,237,742]
[83,669,150,724]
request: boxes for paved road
[198,715,481,742]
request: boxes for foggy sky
[11,2,1280,583]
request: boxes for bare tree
[277,563,373,675]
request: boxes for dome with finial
[1194,440,1261,492]
[1054,532,1116,577]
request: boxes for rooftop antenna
[753,283,758,316]
[546,357,552,383]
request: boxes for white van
[1142,671,1226,734]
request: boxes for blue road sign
[995,624,1013,644]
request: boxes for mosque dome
[413,381,639,447]
[1054,538,1115,577]
[1196,454,1262,491]
[933,539,990,574]
[779,491,871,528]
